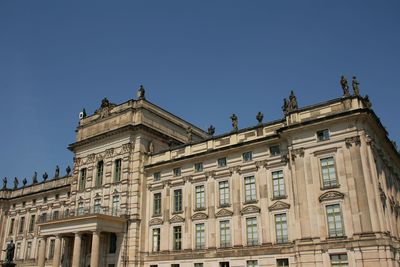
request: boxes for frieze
[149,218,164,226]
[268,201,291,211]
[345,136,361,148]
[183,176,193,183]
[240,205,260,215]
[169,215,185,224]
[191,212,208,221]
[105,148,114,158]
[229,166,241,175]
[215,208,234,218]
[122,143,133,153]
[319,190,344,202]
[255,160,268,170]
[74,157,82,166]
[87,153,96,163]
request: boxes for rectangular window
[194,162,203,172]
[246,217,258,246]
[18,217,25,234]
[77,202,84,215]
[171,265,180,267]
[218,157,227,168]
[15,242,21,260]
[247,260,258,267]
[29,215,35,232]
[270,145,281,156]
[173,167,181,177]
[219,220,231,247]
[48,239,55,259]
[79,168,86,190]
[153,193,162,216]
[330,254,348,267]
[25,241,32,259]
[243,151,253,162]
[195,223,205,249]
[275,213,288,243]
[152,228,160,252]
[326,204,344,237]
[244,176,256,202]
[173,226,182,250]
[9,218,15,235]
[153,172,161,181]
[94,199,101,213]
[109,233,117,253]
[194,264,204,267]
[114,159,122,182]
[317,129,330,141]
[320,157,338,188]
[52,210,59,220]
[174,189,182,212]
[220,262,230,267]
[112,195,119,216]
[219,181,230,207]
[195,185,205,209]
[276,259,289,267]
[96,160,104,187]
[272,170,285,198]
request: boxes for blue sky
[0,1,399,185]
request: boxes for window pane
[219,181,230,206]
[195,185,205,209]
[244,176,256,202]
[246,217,258,245]
[326,204,344,237]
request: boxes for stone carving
[215,208,234,218]
[32,171,38,184]
[345,136,361,147]
[319,190,344,202]
[66,166,71,176]
[137,85,145,100]
[55,165,60,178]
[282,98,290,114]
[105,148,114,158]
[87,154,96,163]
[74,157,82,166]
[149,218,163,226]
[229,166,241,175]
[379,183,387,209]
[256,112,263,124]
[255,160,268,170]
[95,98,116,119]
[22,178,27,187]
[291,148,305,160]
[268,201,291,211]
[340,76,350,97]
[122,143,133,153]
[148,141,154,154]
[192,212,208,221]
[162,180,171,188]
[187,126,193,142]
[205,171,215,179]
[207,125,215,136]
[3,240,15,263]
[13,177,18,189]
[169,215,185,224]
[2,177,7,190]
[241,205,260,215]
[230,114,238,131]
[352,76,360,96]
[288,90,298,111]
[363,95,372,108]
[42,172,48,182]
[183,176,193,183]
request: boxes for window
[79,168,87,190]
[317,129,330,141]
[326,204,344,237]
[153,172,161,181]
[244,176,256,202]
[173,167,181,177]
[173,226,182,250]
[25,241,32,259]
[43,196,48,203]
[195,264,204,267]
[48,239,55,259]
[194,162,203,172]
[15,242,21,260]
[195,185,205,210]
[270,145,281,156]
[218,157,227,168]
[112,195,119,216]
[77,202,84,215]
[109,233,117,253]
[272,171,285,198]
[18,217,25,234]
[96,160,104,187]
[32,199,36,205]
[150,265,158,267]
[9,218,15,235]
[247,260,258,267]
[171,265,180,267]
[114,159,122,182]
[55,194,59,200]
[195,223,205,249]
[152,228,160,252]
[276,259,289,267]
[219,220,231,247]
[330,254,348,267]
[243,151,253,162]
[173,189,182,212]
[219,181,230,207]
[275,213,288,243]
[52,210,59,220]
[64,209,70,217]
[246,217,258,245]
[320,157,338,188]
[153,193,161,216]
[28,215,35,232]
[41,212,47,223]
[220,262,230,267]
[94,199,101,213]
[22,201,26,207]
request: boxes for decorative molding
[291,148,305,160]
[162,180,171,188]
[87,153,96,163]
[268,201,291,211]
[191,212,208,221]
[240,205,260,215]
[182,176,193,184]
[169,215,185,224]
[205,171,215,179]
[319,190,344,202]
[122,143,133,153]
[345,136,361,148]
[96,154,104,161]
[255,160,268,170]
[229,166,241,175]
[74,157,82,166]
[105,148,114,158]
[149,218,163,226]
[215,208,234,218]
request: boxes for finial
[256,112,263,124]
[137,85,146,100]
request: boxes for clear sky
[0,1,399,185]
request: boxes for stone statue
[207,125,215,136]
[340,76,350,97]
[148,141,154,154]
[288,90,298,110]
[2,240,15,263]
[66,166,71,176]
[282,98,289,114]
[2,177,7,190]
[186,126,193,142]
[352,76,360,96]
[81,108,87,118]
[101,98,110,108]
[32,171,38,184]
[364,95,372,108]
[42,172,48,182]
[230,114,238,131]
[137,85,146,100]
[13,177,18,190]
[256,112,263,124]
[22,178,27,187]
[55,165,60,178]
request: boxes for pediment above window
[191,212,208,221]
[268,201,290,211]
[319,191,344,202]
[240,205,260,215]
[149,218,163,226]
[215,208,233,218]
[169,215,185,224]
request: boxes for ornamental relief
[319,190,344,202]
[149,218,163,226]
[105,148,114,158]
[191,212,208,221]
[122,143,134,153]
[215,208,233,218]
[240,205,260,215]
[268,201,291,211]
[345,136,361,148]
[229,166,241,175]
[87,153,96,163]
[291,148,305,160]
[169,215,185,224]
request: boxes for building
[0,85,399,267]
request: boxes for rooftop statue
[187,126,193,142]
[288,90,298,111]
[22,178,27,187]
[2,177,7,190]
[230,114,238,131]
[148,141,154,154]
[352,76,360,96]
[2,240,15,263]
[55,165,60,178]
[282,98,289,114]
[13,177,18,189]
[95,97,116,118]
[43,172,48,182]
[137,85,146,100]
[340,75,350,97]
[32,171,38,184]
[66,166,71,176]
[207,125,215,136]
[256,112,264,124]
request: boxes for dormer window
[317,129,330,141]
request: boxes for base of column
[2,263,16,267]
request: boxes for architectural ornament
[352,76,360,96]
[345,136,361,147]
[191,212,208,221]
[230,114,238,131]
[169,215,185,224]
[215,208,234,218]
[319,190,344,202]
[340,75,350,97]
[268,201,291,211]
[240,205,261,215]
[149,218,163,226]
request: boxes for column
[90,231,100,267]
[72,233,82,267]
[37,237,47,267]
[52,235,62,267]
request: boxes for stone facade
[0,92,399,267]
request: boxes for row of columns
[37,231,101,267]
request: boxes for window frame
[217,157,227,168]
[195,184,206,210]
[173,188,183,213]
[325,203,345,238]
[218,180,230,207]
[114,158,122,182]
[272,170,286,199]
[218,219,231,248]
[242,151,253,162]
[319,156,339,189]
[194,162,204,173]
[244,175,257,203]
[274,213,288,244]
[317,129,330,141]
[245,216,259,246]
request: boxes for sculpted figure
[66,166,71,176]
[13,177,18,189]
[187,126,193,142]
[22,178,27,187]
[207,125,215,136]
[340,76,350,97]
[289,90,298,110]
[352,76,360,96]
[148,141,154,154]
[55,165,60,178]
[43,172,48,182]
[2,177,7,190]
[3,240,15,263]
[256,112,264,124]
[282,98,289,114]
[137,85,146,100]
[32,171,38,184]
[230,114,238,131]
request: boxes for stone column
[72,233,82,267]
[90,231,100,267]
[52,235,62,267]
[37,237,47,267]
